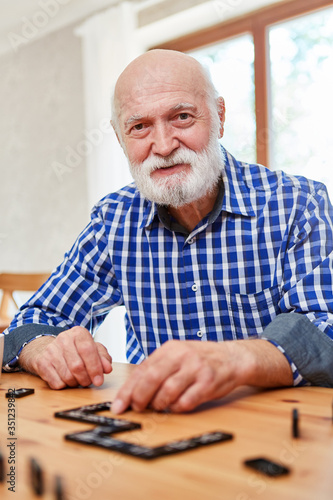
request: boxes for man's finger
[150,363,199,411]
[36,355,70,390]
[168,368,236,413]
[96,343,113,374]
[112,365,147,413]
[112,354,184,414]
[75,336,111,386]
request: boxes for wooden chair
[0,273,50,332]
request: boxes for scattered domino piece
[0,451,4,483]
[292,408,299,438]
[30,457,44,496]
[5,388,35,398]
[55,475,66,500]
[244,457,290,477]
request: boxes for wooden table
[1,363,332,500]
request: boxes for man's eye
[179,113,190,120]
[133,123,144,131]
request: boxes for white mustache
[137,148,199,173]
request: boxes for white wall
[0,23,89,273]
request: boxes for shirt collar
[140,198,157,229]
[220,146,256,217]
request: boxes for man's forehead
[118,81,206,124]
[119,72,201,102]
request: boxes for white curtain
[76,1,142,209]
[76,2,144,362]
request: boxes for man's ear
[217,97,226,139]
[110,120,124,151]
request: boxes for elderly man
[3,50,333,413]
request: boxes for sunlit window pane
[190,35,256,163]
[269,7,333,196]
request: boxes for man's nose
[151,123,180,157]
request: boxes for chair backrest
[0,272,50,331]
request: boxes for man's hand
[112,339,293,414]
[19,326,112,389]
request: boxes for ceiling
[0,0,127,55]
[0,0,286,56]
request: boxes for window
[156,0,333,195]
[269,7,333,194]
[190,35,256,163]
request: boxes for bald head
[111,49,219,140]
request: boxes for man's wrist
[19,336,56,374]
[227,339,293,388]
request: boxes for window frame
[153,0,333,166]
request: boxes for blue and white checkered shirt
[3,148,333,384]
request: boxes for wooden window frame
[153,0,333,166]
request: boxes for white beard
[128,136,225,208]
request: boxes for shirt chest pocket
[225,285,281,338]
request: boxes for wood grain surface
[1,363,332,500]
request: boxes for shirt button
[196,330,203,338]
[188,237,195,244]
[192,283,198,292]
